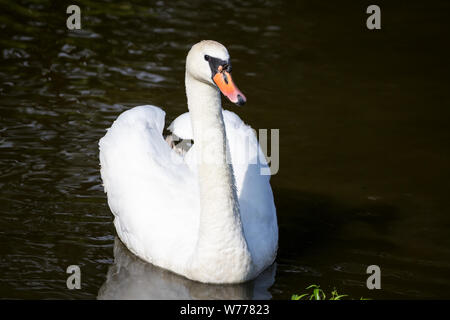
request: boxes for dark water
[1,0,450,299]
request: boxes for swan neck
[185,73,252,283]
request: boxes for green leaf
[306,284,319,290]
[291,284,366,301]
[313,288,321,300]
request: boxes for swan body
[99,40,278,283]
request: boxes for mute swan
[99,40,278,284]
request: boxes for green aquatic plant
[291,285,367,300]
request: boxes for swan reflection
[98,238,276,300]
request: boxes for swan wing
[168,109,272,198]
[169,110,278,269]
[99,105,199,270]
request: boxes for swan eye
[204,55,210,61]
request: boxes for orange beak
[213,67,246,106]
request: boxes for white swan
[99,40,278,284]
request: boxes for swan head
[186,40,246,106]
